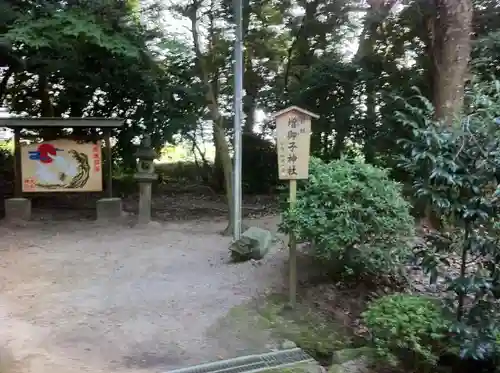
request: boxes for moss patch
[259,294,353,359]
[331,347,375,364]
[208,293,354,363]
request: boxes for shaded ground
[209,294,355,364]
[0,215,291,373]
[0,190,376,373]
[0,186,279,222]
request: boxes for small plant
[398,80,500,363]
[362,293,449,371]
[279,157,415,279]
[241,133,278,194]
[0,141,14,190]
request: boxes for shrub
[362,293,449,371]
[279,157,415,278]
[398,81,500,362]
[156,161,205,183]
[0,141,13,196]
[241,133,278,194]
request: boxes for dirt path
[0,216,287,373]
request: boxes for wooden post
[105,129,113,198]
[288,179,297,308]
[13,128,21,197]
[272,106,319,309]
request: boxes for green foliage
[362,294,449,371]
[279,157,415,279]
[0,0,494,198]
[0,140,13,171]
[398,80,500,362]
[0,140,13,195]
[0,0,202,173]
[242,133,278,194]
[4,10,139,57]
[0,140,13,154]
[156,161,205,184]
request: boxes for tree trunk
[242,45,257,133]
[242,90,257,133]
[425,0,473,229]
[212,146,225,191]
[242,0,256,134]
[187,2,235,235]
[431,0,473,125]
[213,122,234,235]
[333,2,393,159]
[38,72,60,140]
[363,76,377,163]
[0,67,13,103]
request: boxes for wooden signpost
[272,106,319,308]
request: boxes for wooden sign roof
[0,117,125,129]
[271,106,320,120]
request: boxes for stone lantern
[134,135,158,224]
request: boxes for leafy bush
[362,294,449,370]
[241,133,278,194]
[156,161,206,183]
[279,157,415,278]
[0,141,13,196]
[0,146,13,170]
[398,81,500,362]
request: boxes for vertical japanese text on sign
[286,114,305,177]
[279,141,287,177]
[274,106,318,180]
[272,105,319,308]
[92,143,101,172]
[23,177,36,192]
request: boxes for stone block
[96,198,122,222]
[4,198,31,221]
[230,226,273,261]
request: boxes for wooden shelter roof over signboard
[271,106,319,120]
[0,117,124,129]
[3,117,124,198]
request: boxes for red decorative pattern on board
[92,144,101,172]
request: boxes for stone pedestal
[134,135,157,225]
[4,198,31,221]
[96,197,122,222]
[138,183,153,225]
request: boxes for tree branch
[187,0,222,123]
[283,17,305,94]
[0,67,13,104]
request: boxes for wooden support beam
[13,128,21,197]
[105,129,113,198]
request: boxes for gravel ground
[0,216,287,373]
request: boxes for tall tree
[1,0,199,169]
[431,0,473,124]
[174,0,236,233]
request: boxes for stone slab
[4,198,31,221]
[138,183,153,225]
[230,227,273,261]
[133,220,162,229]
[96,198,123,222]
